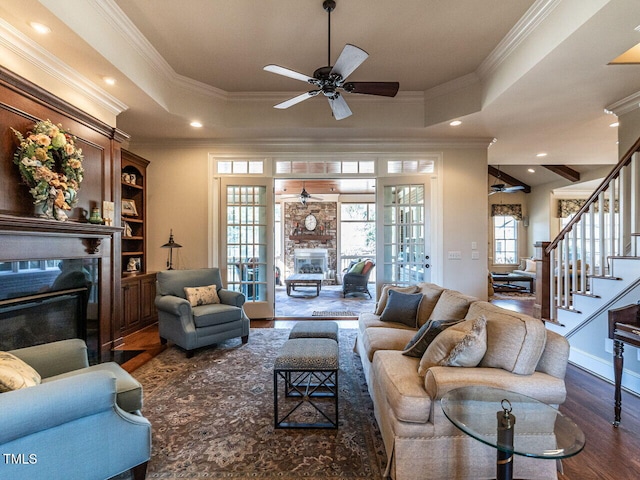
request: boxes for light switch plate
[447,251,462,260]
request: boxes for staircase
[540,136,640,393]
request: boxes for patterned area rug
[491,291,536,300]
[133,328,386,479]
[311,311,357,317]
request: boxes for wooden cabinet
[121,273,157,336]
[120,150,157,336]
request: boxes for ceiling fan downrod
[323,0,336,67]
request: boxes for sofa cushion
[415,283,445,326]
[380,290,423,327]
[465,302,547,375]
[418,316,487,376]
[375,285,419,315]
[362,328,417,362]
[0,352,41,392]
[372,350,431,424]
[192,304,242,328]
[428,289,476,321]
[402,319,462,358]
[358,312,416,335]
[184,284,220,307]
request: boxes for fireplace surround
[0,65,129,360]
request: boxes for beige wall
[132,141,490,300]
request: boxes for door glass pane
[226,185,267,301]
[382,184,426,285]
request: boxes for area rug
[133,328,386,479]
[311,311,357,317]
[491,291,536,300]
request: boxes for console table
[607,302,640,426]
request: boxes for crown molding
[477,0,562,78]
[605,90,640,116]
[0,18,128,116]
[129,136,494,150]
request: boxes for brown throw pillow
[402,319,463,358]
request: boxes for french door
[220,177,274,318]
[376,177,431,295]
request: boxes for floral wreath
[12,119,84,220]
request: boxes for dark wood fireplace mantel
[0,66,130,360]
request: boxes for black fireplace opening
[0,258,99,363]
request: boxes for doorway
[274,179,376,317]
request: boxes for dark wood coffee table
[285,274,323,296]
[491,273,534,293]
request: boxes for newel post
[533,241,551,320]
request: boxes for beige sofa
[354,283,570,480]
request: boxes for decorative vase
[88,207,103,224]
[33,200,67,221]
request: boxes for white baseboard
[569,346,640,396]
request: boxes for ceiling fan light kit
[264,0,399,120]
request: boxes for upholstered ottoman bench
[288,320,339,342]
[273,338,339,429]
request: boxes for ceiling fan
[281,183,323,205]
[263,0,399,120]
[489,168,525,195]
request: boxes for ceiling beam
[542,165,581,182]
[488,166,531,193]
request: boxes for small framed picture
[121,198,138,216]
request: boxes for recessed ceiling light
[536,152,547,158]
[103,77,116,86]
[190,121,203,128]
[30,22,51,34]
[528,168,535,173]
[610,122,619,127]
[449,120,462,126]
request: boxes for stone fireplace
[284,202,337,281]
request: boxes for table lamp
[161,230,182,270]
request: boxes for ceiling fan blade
[488,191,499,196]
[273,91,320,109]
[328,94,352,120]
[343,82,399,97]
[331,44,369,81]
[264,64,315,83]
[503,186,526,193]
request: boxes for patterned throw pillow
[380,290,423,328]
[402,319,463,358]
[0,352,41,393]
[184,284,220,307]
[418,316,488,376]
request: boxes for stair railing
[543,136,640,321]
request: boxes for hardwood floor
[118,298,640,480]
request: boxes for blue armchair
[0,341,151,480]
[155,268,250,357]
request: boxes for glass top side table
[441,386,585,480]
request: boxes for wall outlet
[447,251,462,260]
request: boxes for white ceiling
[2,0,640,178]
